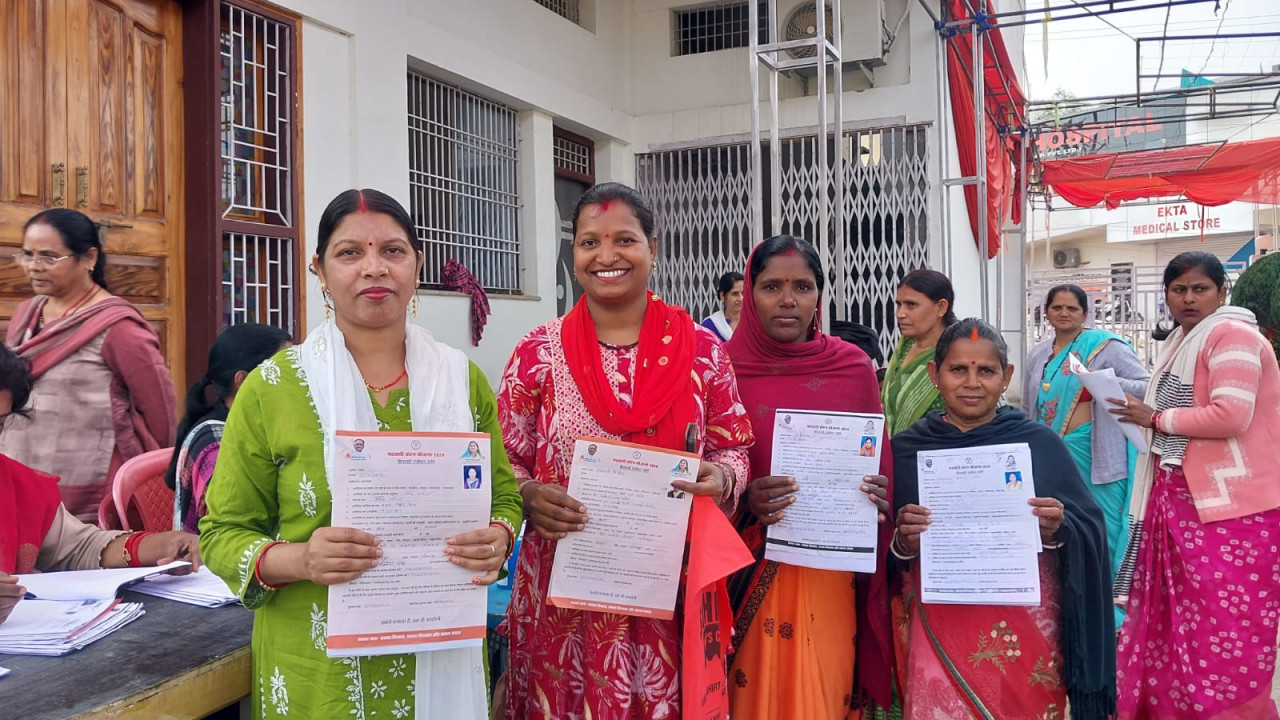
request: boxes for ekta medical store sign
[1107,202,1254,243]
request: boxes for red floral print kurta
[498,318,753,720]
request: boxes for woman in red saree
[497,183,753,719]
[724,235,895,719]
[892,318,1116,720]
[0,209,176,521]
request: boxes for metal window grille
[554,135,593,178]
[222,232,297,334]
[220,4,292,227]
[408,72,522,293]
[673,2,767,56]
[637,124,930,360]
[532,0,580,24]
[1029,260,1247,368]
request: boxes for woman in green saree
[1020,284,1148,626]
[882,270,956,437]
[200,189,522,719]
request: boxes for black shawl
[891,406,1117,720]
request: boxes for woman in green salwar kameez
[881,269,956,437]
[200,189,522,720]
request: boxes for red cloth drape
[946,0,1027,259]
[1040,137,1280,210]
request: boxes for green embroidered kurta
[881,337,944,437]
[200,347,522,719]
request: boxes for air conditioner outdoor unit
[1053,248,1082,269]
[778,0,888,75]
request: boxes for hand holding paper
[1068,354,1149,452]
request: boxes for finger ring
[488,544,496,558]
[1123,399,1130,407]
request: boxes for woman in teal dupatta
[1021,284,1148,625]
[882,270,956,436]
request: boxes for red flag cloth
[946,0,1027,259]
[1040,137,1280,210]
[439,260,491,346]
[682,495,754,720]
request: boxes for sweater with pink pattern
[1156,318,1280,523]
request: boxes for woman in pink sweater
[1109,251,1280,719]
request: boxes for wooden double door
[0,0,185,382]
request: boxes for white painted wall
[282,0,641,385]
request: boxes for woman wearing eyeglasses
[0,209,176,522]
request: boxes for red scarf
[7,296,146,380]
[0,455,62,574]
[562,292,697,446]
[561,292,752,720]
[724,244,896,710]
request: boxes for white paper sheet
[546,438,697,620]
[326,431,491,658]
[131,567,238,607]
[918,443,1042,606]
[764,409,884,573]
[1068,354,1149,452]
[16,562,190,601]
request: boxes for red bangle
[253,541,291,591]
[1150,411,1161,431]
[123,531,153,567]
[489,521,516,560]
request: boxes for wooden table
[2,592,253,720]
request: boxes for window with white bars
[554,135,592,179]
[408,72,522,293]
[532,0,580,24]
[222,233,297,334]
[220,4,292,226]
[673,2,767,56]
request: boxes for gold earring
[321,287,333,320]
[411,294,419,318]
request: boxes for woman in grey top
[1022,284,1148,626]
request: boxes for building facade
[0,0,1013,386]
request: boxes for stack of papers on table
[131,568,238,607]
[0,599,145,656]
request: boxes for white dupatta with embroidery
[298,319,487,720]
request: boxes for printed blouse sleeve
[699,331,754,515]
[198,369,282,609]
[471,361,523,541]
[496,331,546,483]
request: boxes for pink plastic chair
[112,448,176,532]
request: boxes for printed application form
[327,430,491,657]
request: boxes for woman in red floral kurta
[497,183,753,720]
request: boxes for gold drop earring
[321,286,332,321]
[411,294,420,318]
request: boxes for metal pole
[816,0,831,333]
[1016,130,1029,371]
[832,0,846,322]
[974,23,989,321]
[769,0,782,235]
[749,0,764,243]
[937,13,952,276]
